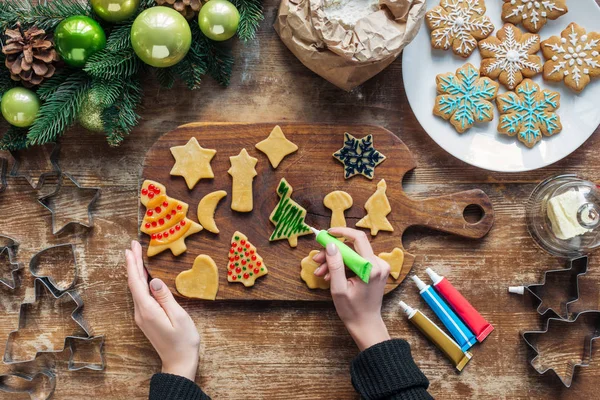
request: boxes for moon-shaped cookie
[197,190,227,234]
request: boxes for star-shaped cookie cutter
[9,143,60,190]
[522,310,600,388]
[3,278,93,366]
[0,234,22,290]
[0,370,56,400]
[37,173,101,235]
[29,244,78,295]
[66,335,106,371]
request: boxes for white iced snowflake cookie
[479,23,542,90]
[542,23,600,93]
[501,0,567,33]
[426,0,494,58]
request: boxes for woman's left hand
[125,240,200,381]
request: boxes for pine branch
[90,78,123,106]
[0,0,92,32]
[102,77,142,146]
[0,53,15,99]
[231,0,263,41]
[155,68,176,89]
[105,22,134,52]
[27,71,90,146]
[84,48,141,80]
[36,67,78,100]
[195,28,233,87]
[0,125,27,150]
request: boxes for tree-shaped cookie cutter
[29,244,78,295]
[0,370,56,400]
[37,173,101,235]
[522,310,600,387]
[9,143,61,189]
[3,278,93,365]
[0,234,22,290]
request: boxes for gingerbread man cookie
[426,0,494,58]
[176,255,219,300]
[434,63,499,133]
[502,0,567,33]
[479,23,542,90]
[170,137,216,190]
[542,23,600,93]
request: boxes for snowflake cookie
[433,63,500,133]
[501,0,567,33]
[542,23,600,93]
[426,0,495,58]
[333,133,386,179]
[479,23,542,90]
[496,79,562,148]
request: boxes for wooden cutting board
[141,123,494,300]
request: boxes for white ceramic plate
[402,0,600,172]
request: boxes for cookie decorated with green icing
[269,178,311,247]
[227,231,267,287]
[433,63,499,133]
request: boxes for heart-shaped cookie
[175,255,219,300]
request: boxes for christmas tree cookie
[176,255,219,300]
[379,248,404,280]
[140,180,203,257]
[255,125,298,169]
[170,137,217,190]
[356,179,394,236]
[227,231,268,287]
[300,250,330,290]
[269,178,312,247]
[228,148,258,212]
[333,133,386,180]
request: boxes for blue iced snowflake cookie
[496,79,562,148]
[333,133,386,180]
[433,63,499,133]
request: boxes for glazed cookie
[502,0,567,33]
[426,0,494,58]
[496,79,562,148]
[434,63,499,133]
[542,23,600,93]
[479,23,542,90]
[333,133,386,180]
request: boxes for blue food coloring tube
[412,275,477,352]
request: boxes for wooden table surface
[1,1,600,398]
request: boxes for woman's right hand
[125,240,200,381]
[313,228,392,351]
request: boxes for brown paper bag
[274,0,426,91]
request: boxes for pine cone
[156,0,202,20]
[2,24,60,87]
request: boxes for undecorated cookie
[170,137,216,190]
[356,179,393,236]
[255,125,298,169]
[426,0,494,58]
[197,190,227,234]
[300,250,330,290]
[176,255,219,300]
[228,148,258,212]
[323,191,353,228]
[379,248,404,280]
[434,63,499,133]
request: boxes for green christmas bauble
[198,0,240,41]
[91,0,140,23]
[1,87,41,128]
[131,7,191,68]
[77,91,105,133]
[55,16,107,67]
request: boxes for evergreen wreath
[0,0,263,150]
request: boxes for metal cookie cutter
[38,173,101,235]
[3,278,93,365]
[0,156,7,193]
[67,336,106,371]
[0,370,56,400]
[0,234,22,290]
[29,243,78,295]
[9,143,61,190]
[508,256,588,320]
[522,310,600,387]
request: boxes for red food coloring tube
[426,268,494,343]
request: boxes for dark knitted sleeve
[149,373,211,400]
[350,339,433,400]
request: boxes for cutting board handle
[407,189,494,239]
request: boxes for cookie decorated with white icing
[433,63,499,133]
[426,0,494,58]
[501,0,567,33]
[479,23,542,90]
[542,22,600,93]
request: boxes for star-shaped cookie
[255,125,298,169]
[333,133,386,180]
[170,137,216,190]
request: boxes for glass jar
[527,174,600,257]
